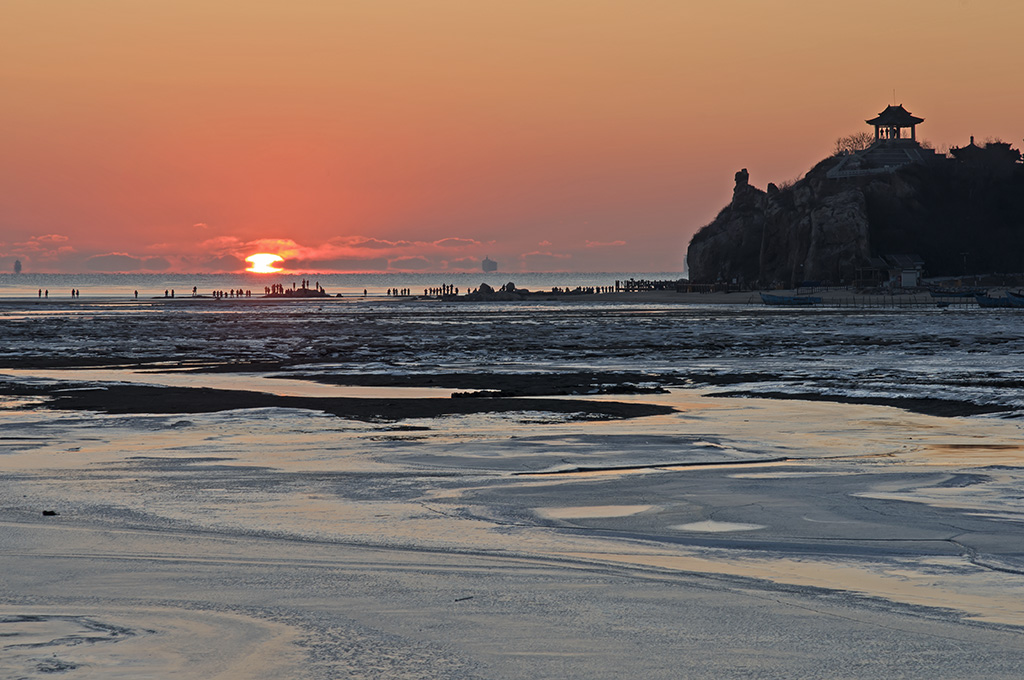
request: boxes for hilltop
[686,137,1024,287]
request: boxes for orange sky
[2,0,1022,274]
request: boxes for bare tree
[834,131,875,155]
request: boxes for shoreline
[0,288,977,306]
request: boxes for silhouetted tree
[834,131,875,155]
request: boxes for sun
[245,253,284,273]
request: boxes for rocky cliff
[686,143,1024,286]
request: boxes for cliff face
[685,169,768,285]
[686,146,1024,286]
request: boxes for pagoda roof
[866,104,924,127]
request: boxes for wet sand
[4,382,1024,678]
[3,301,1024,678]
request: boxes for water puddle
[536,505,654,519]
[672,521,765,532]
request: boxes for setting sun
[245,253,284,273]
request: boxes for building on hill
[827,104,939,179]
[686,101,1024,287]
[866,104,923,142]
[950,136,1022,174]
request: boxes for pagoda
[866,104,924,142]
[827,103,936,178]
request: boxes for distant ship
[482,256,497,273]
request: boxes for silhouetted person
[134,290,138,299]
[38,289,41,297]
[44,290,48,298]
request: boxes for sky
[2,0,1022,274]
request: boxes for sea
[0,271,682,299]
[1,271,1022,415]
[3,269,1024,678]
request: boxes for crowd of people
[423,284,458,296]
[550,285,615,294]
[44,279,688,301]
[615,278,680,292]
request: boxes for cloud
[85,253,171,272]
[189,255,246,272]
[538,240,552,247]
[298,257,390,272]
[347,238,415,249]
[200,235,493,272]
[432,237,481,248]
[444,256,485,270]
[193,222,210,229]
[198,236,248,254]
[520,250,573,271]
[32,234,69,244]
[521,250,571,259]
[388,256,432,270]
[10,232,502,274]
[585,240,627,248]
[13,234,76,261]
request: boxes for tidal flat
[2,297,1024,678]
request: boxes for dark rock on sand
[11,382,673,423]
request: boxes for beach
[2,295,1023,678]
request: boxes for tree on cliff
[834,132,875,155]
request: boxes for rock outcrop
[684,169,768,286]
[687,142,1024,286]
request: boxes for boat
[482,256,497,273]
[760,292,822,306]
[929,286,986,298]
[975,293,1013,308]
[1006,290,1024,308]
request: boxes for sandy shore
[3,299,1023,678]
[4,380,1024,678]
